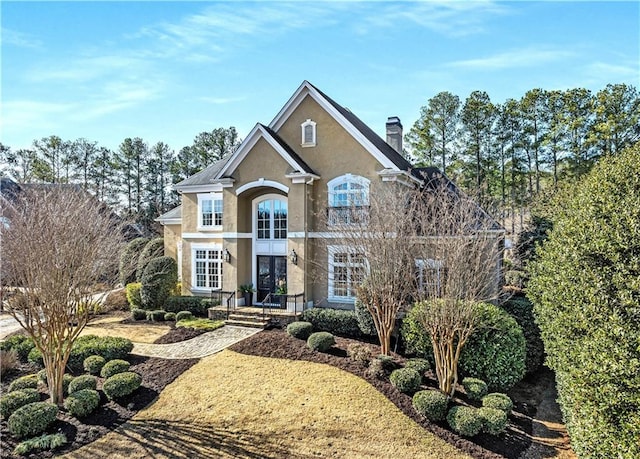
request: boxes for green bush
[306,332,336,352]
[164,312,176,321]
[164,296,211,316]
[366,358,385,379]
[478,407,508,435]
[500,295,545,374]
[83,355,106,375]
[136,237,165,281]
[67,335,133,372]
[399,302,434,365]
[176,318,224,331]
[412,390,448,422]
[119,237,149,285]
[482,393,513,413]
[459,302,526,392]
[37,369,47,383]
[375,354,396,372]
[27,347,43,367]
[405,358,430,376]
[286,321,313,340]
[346,343,372,366]
[447,405,483,437]
[131,308,147,321]
[102,372,142,400]
[147,310,167,322]
[0,389,40,419]
[100,359,131,379]
[390,368,422,394]
[7,402,58,439]
[64,389,100,418]
[300,308,361,337]
[9,374,39,392]
[126,283,143,310]
[62,373,74,396]
[68,375,97,394]
[462,377,488,401]
[175,310,193,322]
[354,299,377,336]
[13,433,67,455]
[140,256,178,310]
[0,335,35,362]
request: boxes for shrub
[164,312,176,321]
[83,355,106,375]
[27,347,43,367]
[447,405,483,437]
[390,368,422,394]
[100,359,131,379]
[13,433,67,455]
[478,407,508,435]
[0,349,20,377]
[140,256,178,310]
[176,318,224,331]
[1,335,35,362]
[62,373,74,395]
[462,377,488,401]
[500,295,544,375]
[67,335,133,372]
[68,375,97,394]
[0,389,40,419]
[102,372,142,400]
[375,354,396,372]
[354,298,377,336]
[286,321,313,340]
[147,309,167,322]
[482,393,513,413]
[405,358,430,376]
[9,374,39,392]
[164,296,211,316]
[175,310,193,322]
[119,237,149,285]
[412,390,448,422]
[37,369,47,383]
[459,302,526,392]
[131,308,147,321]
[126,283,143,310]
[102,288,129,312]
[366,358,385,379]
[347,343,372,366]
[64,389,100,418]
[300,308,361,337]
[399,302,434,364]
[136,237,165,281]
[7,402,58,439]
[306,332,335,352]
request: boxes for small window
[301,119,316,147]
[198,193,223,230]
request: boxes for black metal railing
[210,289,237,320]
[327,206,369,226]
[261,292,305,319]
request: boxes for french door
[256,255,287,302]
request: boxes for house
[157,81,503,313]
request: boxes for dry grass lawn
[81,316,171,343]
[62,350,470,459]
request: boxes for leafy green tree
[589,83,640,156]
[32,135,73,183]
[461,91,496,196]
[562,88,594,176]
[528,142,640,458]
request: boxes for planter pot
[243,292,253,307]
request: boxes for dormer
[301,119,317,147]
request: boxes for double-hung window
[327,174,370,226]
[198,193,223,230]
[415,258,446,298]
[328,247,367,302]
[193,246,223,291]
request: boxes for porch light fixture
[223,248,231,263]
[289,249,298,265]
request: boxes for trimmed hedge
[500,295,544,375]
[354,299,377,336]
[131,308,147,321]
[462,377,488,401]
[8,402,58,439]
[412,390,448,422]
[478,407,508,435]
[0,335,35,362]
[62,374,74,396]
[482,393,513,413]
[175,310,193,322]
[102,372,142,400]
[0,389,40,419]
[399,302,434,365]
[101,359,131,379]
[346,343,372,366]
[405,358,430,375]
[68,375,97,394]
[9,374,39,392]
[306,332,336,352]
[119,237,149,286]
[126,283,143,310]
[164,312,176,321]
[286,321,313,340]
[27,347,43,367]
[64,389,100,418]
[147,310,167,322]
[390,368,422,394]
[140,256,178,310]
[136,237,165,282]
[300,308,361,337]
[83,355,106,375]
[447,405,483,437]
[164,296,214,316]
[67,335,133,372]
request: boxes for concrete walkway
[130,325,261,359]
[0,313,23,340]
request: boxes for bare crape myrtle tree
[1,187,125,404]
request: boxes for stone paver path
[131,325,261,359]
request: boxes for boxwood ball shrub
[412,390,448,422]
[175,310,193,322]
[376,354,396,372]
[405,358,430,376]
[68,375,97,394]
[164,312,176,321]
[0,335,35,362]
[140,256,178,310]
[500,295,545,375]
[447,405,483,437]
[64,389,100,418]
[0,389,40,419]
[131,308,147,321]
[9,374,39,392]
[83,355,106,375]
[27,347,44,367]
[67,335,133,372]
[126,283,143,310]
[462,377,488,401]
[354,298,377,336]
[147,309,167,322]
[62,374,74,396]
[300,308,361,337]
[478,407,508,435]
[119,237,149,286]
[164,296,210,316]
[306,332,336,352]
[399,302,434,365]
[347,343,372,366]
[390,368,422,394]
[100,359,131,379]
[136,237,165,281]
[286,321,313,340]
[102,372,142,400]
[482,393,513,413]
[8,402,59,439]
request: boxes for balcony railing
[327,206,369,226]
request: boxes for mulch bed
[230,328,536,459]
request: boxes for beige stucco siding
[163,224,182,260]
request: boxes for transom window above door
[257,198,287,240]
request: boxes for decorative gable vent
[301,119,317,147]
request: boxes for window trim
[328,245,368,303]
[191,243,223,293]
[415,258,446,298]
[301,119,317,147]
[197,192,223,231]
[327,174,370,226]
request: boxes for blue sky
[1,1,638,153]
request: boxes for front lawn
[81,315,171,343]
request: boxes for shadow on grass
[71,418,318,459]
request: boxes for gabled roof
[155,205,182,223]
[174,156,231,188]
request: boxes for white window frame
[197,192,223,231]
[191,243,223,293]
[301,119,317,147]
[415,258,445,298]
[255,197,288,241]
[328,245,368,303]
[327,174,370,226]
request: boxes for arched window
[327,174,370,226]
[301,119,316,147]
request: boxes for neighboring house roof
[155,205,182,224]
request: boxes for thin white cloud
[446,47,575,70]
[30,55,147,82]
[2,100,75,134]
[1,27,42,49]
[585,61,638,81]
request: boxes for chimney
[386,116,403,154]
